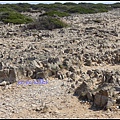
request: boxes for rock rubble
[0,9,120,117]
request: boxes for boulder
[0,69,9,83]
[74,81,93,100]
[0,66,20,85]
[94,90,108,108]
[9,67,19,83]
[86,92,93,101]
[74,69,120,109]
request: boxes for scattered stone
[0,8,120,118]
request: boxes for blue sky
[0,1,119,4]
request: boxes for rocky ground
[0,9,120,118]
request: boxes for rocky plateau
[0,8,120,118]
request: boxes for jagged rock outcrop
[74,69,120,110]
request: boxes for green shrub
[0,2,119,25]
[41,10,70,17]
[111,3,120,8]
[66,3,109,14]
[0,3,31,12]
[26,16,68,30]
[67,6,96,14]
[0,11,33,24]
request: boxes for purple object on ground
[17,78,48,85]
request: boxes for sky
[0,1,119,4]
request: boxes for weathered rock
[84,59,92,66]
[71,83,75,88]
[56,71,64,79]
[70,73,76,80]
[66,71,71,78]
[75,68,120,109]
[106,99,115,110]
[48,63,60,75]
[62,59,72,69]
[116,98,120,104]
[64,48,73,53]
[69,66,76,72]
[36,71,46,79]
[0,62,3,70]
[87,70,95,78]
[9,67,19,83]
[86,92,93,101]
[94,90,109,108]
[0,81,7,86]
[0,66,20,85]
[0,53,3,58]
[0,69,9,83]
[48,57,59,64]
[74,81,93,99]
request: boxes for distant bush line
[0,2,120,25]
[0,2,119,14]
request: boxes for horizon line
[0,1,119,4]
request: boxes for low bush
[40,10,70,17]
[67,6,96,14]
[0,11,33,24]
[26,16,68,30]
